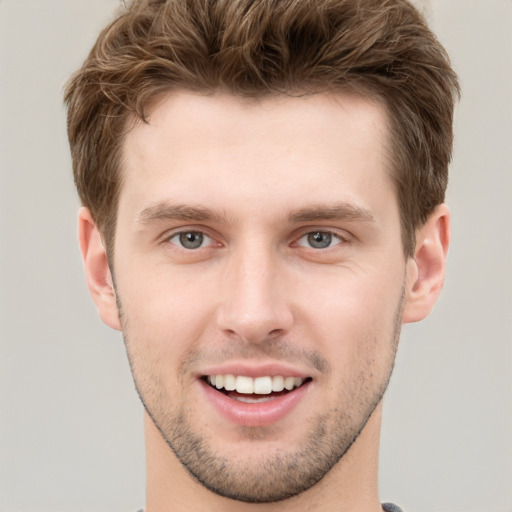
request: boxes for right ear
[78,207,122,331]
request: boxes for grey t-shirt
[382,503,404,512]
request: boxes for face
[112,91,407,502]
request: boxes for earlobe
[402,204,450,324]
[78,207,122,331]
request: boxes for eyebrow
[138,203,229,225]
[137,201,376,226]
[288,203,376,224]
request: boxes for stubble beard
[120,293,404,503]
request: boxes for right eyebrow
[137,202,229,225]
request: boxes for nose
[215,243,294,344]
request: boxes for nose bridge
[216,237,292,343]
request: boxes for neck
[144,404,384,512]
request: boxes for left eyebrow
[288,203,376,224]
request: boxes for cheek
[117,269,216,362]
[296,268,404,358]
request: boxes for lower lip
[200,379,311,427]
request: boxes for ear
[402,204,450,324]
[78,207,122,331]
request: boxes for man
[65,0,459,510]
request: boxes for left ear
[402,204,450,324]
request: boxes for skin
[79,91,450,512]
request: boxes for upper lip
[197,361,312,379]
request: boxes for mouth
[203,374,311,404]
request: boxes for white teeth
[272,375,285,392]
[284,376,295,390]
[254,376,272,394]
[223,374,236,391]
[206,374,306,394]
[235,395,273,403]
[236,376,254,394]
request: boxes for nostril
[268,328,285,338]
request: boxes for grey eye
[170,231,208,249]
[307,231,333,249]
[296,231,343,249]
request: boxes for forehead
[127,90,389,159]
[119,91,394,224]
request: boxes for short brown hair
[65,0,459,257]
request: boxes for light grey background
[0,1,510,511]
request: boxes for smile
[206,375,305,395]
[201,373,312,423]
